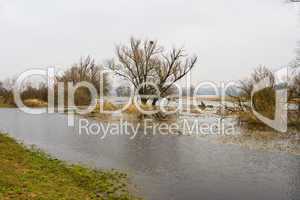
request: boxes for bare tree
[296,42,300,68]
[108,37,197,105]
[0,82,4,94]
[182,86,195,97]
[233,66,276,115]
[287,0,300,3]
[290,42,300,69]
[290,71,300,117]
[116,85,131,97]
[0,78,16,105]
[152,48,197,105]
[20,83,48,102]
[57,56,110,105]
[59,56,109,94]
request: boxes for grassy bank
[0,98,48,108]
[0,134,140,200]
[0,103,15,108]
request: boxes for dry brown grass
[23,99,48,108]
[186,96,238,102]
[102,101,118,111]
[289,98,300,103]
[92,101,119,113]
[123,103,155,114]
[238,111,258,123]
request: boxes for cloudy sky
[0,0,299,84]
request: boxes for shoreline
[0,133,141,200]
[1,106,299,156]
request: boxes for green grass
[0,103,15,108]
[0,134,140,200]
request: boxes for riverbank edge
[0,133,141,200]
[0,104,15,108]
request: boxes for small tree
[0,82,4,95]
[116,85,131,97]
[0,78,16,105]
[234,66,276,119]
[290,71,300,115]
[57,56,110,106]
[182,86,195,97]
[108,37,197,105]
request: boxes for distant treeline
[1,64,299,110]
[0,38,299,117]
[0,56,110,106]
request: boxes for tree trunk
[141,98,148,105]
[152,98,159,106]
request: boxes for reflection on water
[0,109,299,200]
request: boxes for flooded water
[0,108,299,200]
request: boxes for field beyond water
[0,133,139,200]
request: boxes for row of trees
[1,37,299,119]
[228,64,300,129]
[230,66,277,117]
[0,38,197,107]
[55,56,110,105]
[0,56,110,106]
[0,78,21,105]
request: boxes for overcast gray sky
[0,0,299,83]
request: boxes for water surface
[0,109,299,200]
